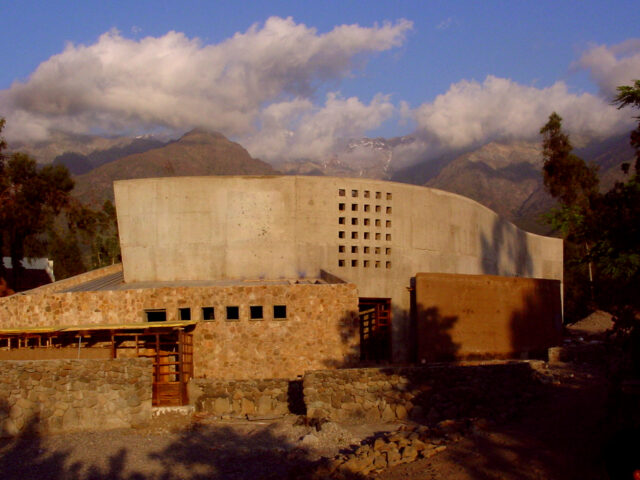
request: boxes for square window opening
[364,190,370,198]
[338,245,345,253]
[386,193,392,200]
[351,204,358,211]
[274,305,287,319]
[386,247,392,255]
[226,306,240,321]
[386,220,392,228]
[351,260,358,267]
[351,218,358,225]
[364,246,370,254]
[364,260,370,268]
[364,232,370,239]
[386,261,392,269]
[375,261,381,268]
[386,234,392,241]
[375,219,381,227]
[375,191,381,199]
[375,233,381,240]
[250,305,263,320]
[375,247,381,254]
[364,205,370,212]
[386,206,392,214]
[339,231,345,238]
[364,218,370,226]
[146,309,166,322]
[351,246,358,253]
[339,217,345,224]
[202,307,215,321]
[338,259,345,267]
[338,189,346,196]
[375,205,381,213]
[179,307,191,321]
[351,232,358,239]
[339,203,345,211]
[352,190,358,197]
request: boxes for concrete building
[115,176,563,361]
[0,175,563,406]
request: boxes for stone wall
[192,378,300,418]
[0,358,152,437]
[0,282,359,380]
[303,362,539,423]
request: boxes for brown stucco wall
[415,273,562,361]
[0,282,360,380]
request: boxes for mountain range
[12,128,636,234]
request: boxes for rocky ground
[0,358,636,480]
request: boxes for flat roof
[0,320,197,336]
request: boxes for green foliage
[541,83,640,335]
[90,200,121,269]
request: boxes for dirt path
[0,362,621,480]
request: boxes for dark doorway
[359,297,392,363]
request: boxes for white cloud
[0,17,412,145]
[411,75,632,154]
[575,39,640,98]
[242,93,395,161]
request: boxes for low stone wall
[193,378,302,418]
[304,362,539,423]
[0,358,152,437]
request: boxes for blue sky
[1,1,639,163]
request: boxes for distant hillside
[9,131,157,164]
[53,137,165,174]
[72,129,278,206]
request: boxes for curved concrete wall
[114,176,562,361]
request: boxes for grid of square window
[337,188,393,269]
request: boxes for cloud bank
[0,17,411,151]
[0,21,638,164]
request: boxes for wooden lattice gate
[359,297,392,362]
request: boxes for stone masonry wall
[0,282,359,380]
[192,378,299,418]
[0,358,152,437]
[303,362,539,423]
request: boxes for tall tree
[0,148,74,290]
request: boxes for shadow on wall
[414,306,460,364]
[480,217,533,277]
[510,286,563,356]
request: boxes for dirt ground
[0,360,633,480]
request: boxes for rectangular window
[339,217,345,224]
[375,247,381,254]
[338,259,345,267]
[351,260,358,267]
[386,234,392,241]
[274,305,287,319]
[386,220,392,228]
[386,247,392,255]
[364,204,370,212]
[351,246,358,253]
[202,307,215,321]
[351,231,358,239]
[338,189,346,196]
[375,219,381,227]
[145,309,166,322]
[375,191,381,199]
[339,231,345,238]
[364,218,370,226]
[250,306,263,320]
[364,190,370,198]
[226,306,240,321]
[351,190,358,197]
[339,203,345,211]
[338,245,345,253]
[375,261,381,268]
[363,260,370,268]
[179,307,191,321]
[375,205,381,213]
[386,193,393,200]
[351,204,358,211]
[375,233,381,240]
[386,206,392,214]
[351,218,358,225]
[364,232,370,239]
[386,261,392,269]
[364,246,370,254]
